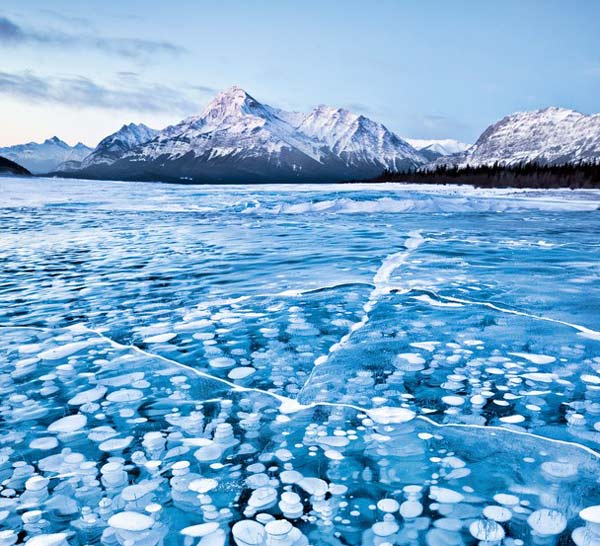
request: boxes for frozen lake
[1,177,600,544]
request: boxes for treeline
[367,162,600,189]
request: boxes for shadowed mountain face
[55,87,427,183]
[0,156,31,176]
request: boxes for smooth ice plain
[1,178,600,546]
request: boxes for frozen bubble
[410,341,439,352]
[400,500,423,519]
[228,367,256,380]
[541,461,577,479]
[396,353,426,365]
[25,475,49,491]
[509,352,556,365]
[48,414,87,433]
[280,470,303,484]
[247,487,278,509]
[298,477,328,496]
[483,505,512,522]
[108,511,154,531]
[68,386,107,406]
[580,505,600,524]
[522,373,555,383]
[324,449,344,460]
[429,486,464,504]
[106,389,143,403]
[29,437,59,450]
[181,522,221,537]
[25,534,70,546]
[372,521,399,537]
[442,395,465,406]
[499,415,525,424]
[189,478,218,493]
[275,449,293,462]
[209,357,236,369]
[143,332,176,343]
[38,341,95,360]
[99,436,133,452]
[493,493,520,506]
[469,520,505,542]
[366,406,415,424]
[528,509,567,535]
[317,436,349,448]
[377,499,400,513]
[232,520,266,546]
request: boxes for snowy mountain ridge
[74,123,160,170]
[59,86,428,183]
[42,92,600,182]
[435,107,600,168]
[406,138,472,156]
[0,137,92,173]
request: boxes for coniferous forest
[365,162,600,189]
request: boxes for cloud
[0,16,185,59]
[0,70,205,114]
[0,16,25,42]
[343,102,376,116]
[191,85,219,94]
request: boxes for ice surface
[0,179,599,544]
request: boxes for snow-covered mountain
[0,137,92,174]
[59,87,427,183]
[406,138,471,161]
[435,107,600,168]
[298,105,424,171]
[58,123,159,172]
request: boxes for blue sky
[1,0,599,147]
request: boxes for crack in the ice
[412,289,600,341]
[296,230,425,399]
[1,322,600,461]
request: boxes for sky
[1,0,599,147]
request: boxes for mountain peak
[44,136,67,146]
[201,86,266,123]
[312,105,353,118]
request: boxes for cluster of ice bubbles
[0,325,600,546]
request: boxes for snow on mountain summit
[406,139,471,156]
[130,86,324,165]
[89,86,428,182]
[436,107,600,168]
[298,105,424,171]
[77,123,159,169]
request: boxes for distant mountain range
[3,88,600,183]
[0,137,92,174]
[405,139,471,161]
[433,107,600,169]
